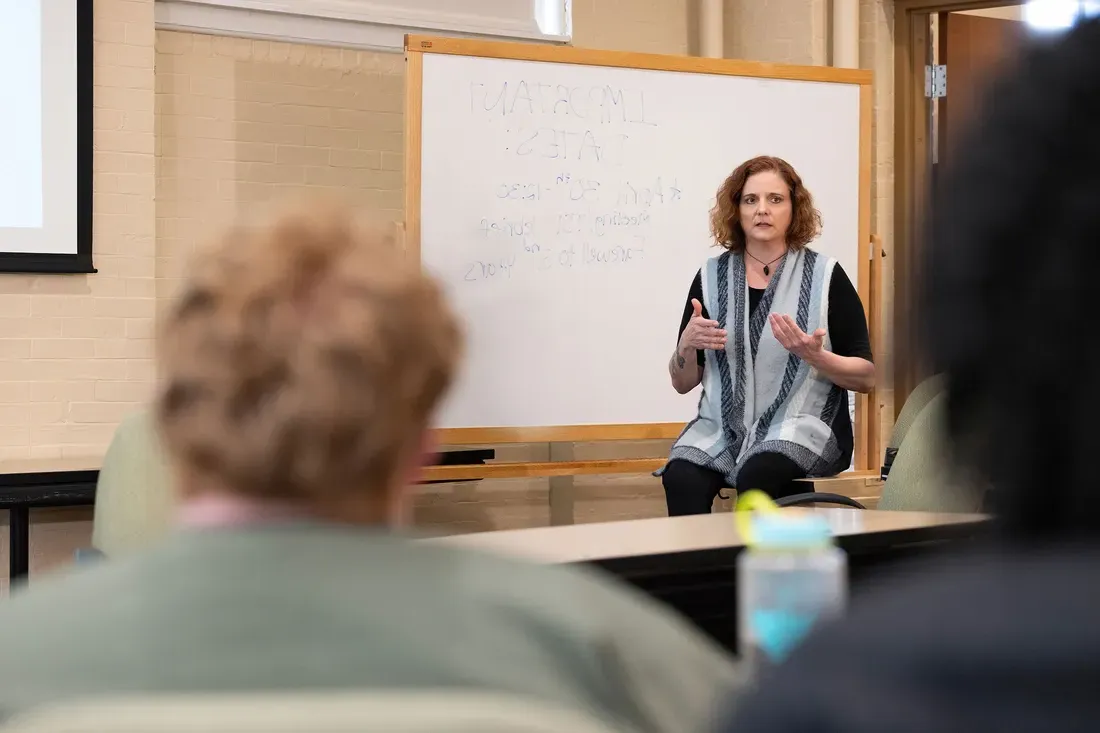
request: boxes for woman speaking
[659,156,874,515]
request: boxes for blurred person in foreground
[0,201,742,729]
[720,18,1100,733]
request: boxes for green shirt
[0,525,744,731]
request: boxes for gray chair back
[878,392,982,513]
[92,410,175,557]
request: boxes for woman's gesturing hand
[679,299,727,352]
[769,313,825,361]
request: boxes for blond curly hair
[154,200,462,510]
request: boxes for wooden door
[938,12,1028,162]
[895,9,1027,418]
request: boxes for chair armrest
[775,492,867,509]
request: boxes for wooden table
[0,451,498,584]
[430,509,989,652]
[430,508,982,562]
[0,458,101,583]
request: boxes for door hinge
[925,64,946,98]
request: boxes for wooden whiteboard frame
[405,35,875,470]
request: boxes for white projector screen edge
[0,0,95,275]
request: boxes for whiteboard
[412,43,867,435]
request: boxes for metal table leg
[9,506,30,582]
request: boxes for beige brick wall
[573,0,691,53]
[154,32,405,305]
[726,0,829,65]
[0,0,156,462]
[0,0,157,593]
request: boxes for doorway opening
[892,0,1097,411]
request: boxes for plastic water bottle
[737,507,847,681]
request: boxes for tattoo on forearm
[676,353,686,370]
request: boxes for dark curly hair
[709,155,822,252]
[922,20,1100,539]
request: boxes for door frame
[892,0,1024,408]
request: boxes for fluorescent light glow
[1024,0,1083,30]
[535,0,570,37]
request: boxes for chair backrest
[878,392,982,513]
[0,691,634,733]
[91,409,176,558]
[881,373,946,478]
[888,374,946,452]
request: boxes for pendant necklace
[746,249,787,277]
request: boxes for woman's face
[739,170,792,248]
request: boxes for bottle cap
[751,513,833,549]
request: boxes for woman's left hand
[769,313,825,362]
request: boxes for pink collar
[177,494,310,529]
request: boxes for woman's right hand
[679,299,727,352]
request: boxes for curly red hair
[709,156,822,252]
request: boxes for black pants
[662,454,809,516]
